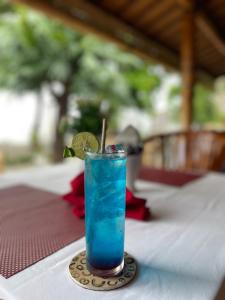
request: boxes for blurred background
[0,0,225,172]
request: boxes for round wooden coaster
[68,251,137,291]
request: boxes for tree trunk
[53,93,68,162]
[50,51,83,162]
[31,90,43,152]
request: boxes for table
[1,162,225,300]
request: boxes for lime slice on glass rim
[71,132,99,160]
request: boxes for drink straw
[100,118,107,154]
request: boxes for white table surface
[0,162,225,300]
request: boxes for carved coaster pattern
[69,251,137,291]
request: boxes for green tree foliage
[124,66,160,111]
[0,1,161,161]
[193,84,218,124]
[168,83,220,126]
[0,0,13,14]
[168,85,181,122]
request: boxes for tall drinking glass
[85,152,126,277]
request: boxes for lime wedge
[72,132,99,160]
[63,146,75,158]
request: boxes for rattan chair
[142,130,225,172]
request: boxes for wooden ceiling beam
[196,11,225,58]
[59,0,180,68]
[176,0,195,11]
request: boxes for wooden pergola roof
[12,0,225,130]
[13,0,225,80]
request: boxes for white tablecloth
[1,163,225,300]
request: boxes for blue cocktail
[85,152,126,277]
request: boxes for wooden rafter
[177,0,194,11]
[196,11,225,58]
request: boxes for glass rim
[85,151,126,158]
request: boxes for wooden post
[180,7,195,130]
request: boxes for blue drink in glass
[85,152,126,277]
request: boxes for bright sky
[0,92,35,143]
[0,89,57,145]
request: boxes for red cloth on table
[63,172,150,221]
